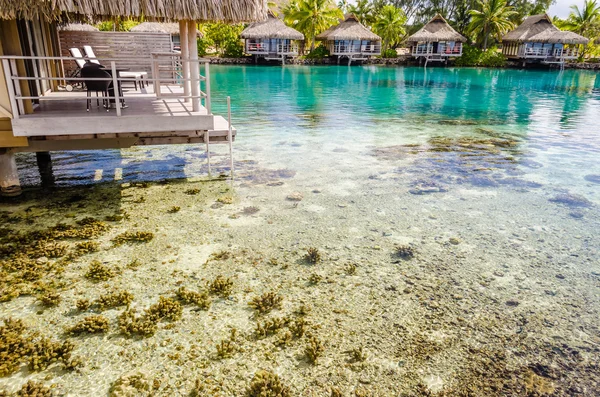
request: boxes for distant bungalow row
[240,13,589,66]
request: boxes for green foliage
[201,23,245,57]
[96,19,140,32]
[284,0,344,50]
[304,44,330,58]
[348,0,375,26]
[469,0,517,49]
[381,48,398,58]
[455,44,506,67]
[564,0,600,58]
[373,5,407,52]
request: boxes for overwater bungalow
[315,14,381,65]
[241,12,304,64]
[131,22,203,51]
[0,0,266,196]
[502,14,588,66]
[406,14,467,66]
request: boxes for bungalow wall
[245,38,295,55]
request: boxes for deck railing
[412,45,462,56]
[246,43,269,53]
[0,54,211,119]
[276,44,298,55]
[519,47,579,59]
[332,44,381,54]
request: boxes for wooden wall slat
[59,31,173,78]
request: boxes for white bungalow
[241,12,304,64]
[0,0,267,196]
[502,14,588,65]
[407,14,467,66]
[315,14,381,65]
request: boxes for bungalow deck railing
[246,43,269,53]
[412,44,462,57]
[0,54,211,119]
[276,44,298,55]
[332,44,381,54]
[519,47,579,59]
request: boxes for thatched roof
[59,23,99,32]
[0,0,267,23]
[503,14,588,44]
[406,14,466,43]
[130,22,202,37]
[241,13,304,40]
[316,14,380,41]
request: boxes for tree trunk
[483,25,488,50]
[311,25,316,51]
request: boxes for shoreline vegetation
[198,55,600,69]
[94,0,600,67]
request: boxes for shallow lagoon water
[2,66,600,396]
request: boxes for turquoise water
[4,66,600,395]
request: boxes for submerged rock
[409,180,448,195]
[438,119,478,126]
[549,193,593,208]
[286,192,303,201]
[584,174,600,184]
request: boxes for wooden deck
[11,84,235,152]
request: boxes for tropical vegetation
[94,0,600,62]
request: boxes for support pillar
[187,20,201,112]
[179,20,191,102]
[0,150,22,197]
[36,151,55,188]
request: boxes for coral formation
[216,329,239,359]
[29,337,74,371]
[255,317,288,339]
[210,251,231,260]
[76,299,91,311]
[167,206,181,213]
[289,318,309,338]
[111,231,154,246]
[96,290,134,310]
[185,188,200,195]
[395,245,415,259]
[145,297,182,322]
[330,387,343,397]
[175,287,211,310]
[350,346,367,362]
[85,261,116,282]
[208,275,233,297]
[344,263,357,275]
[216,196,234,204]
[109,371,152,397]
[308,274,322,284]
[0,318,32,376]
[246,370,291,397]
[39,291,61,307]
[118,309,157,338]
[249,292,283,314]
[305,336,324,364]
[74,241,100,256]
[304,247,321,264]
[66,315,110,335]
[15,381,53,397]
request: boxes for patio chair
[84,45,148,90]
[81,62,112,112]
[83,45,101,64]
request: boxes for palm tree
[285,0,343,51]
[566,0,600,57]
[347,0,375,27]
[373,5,407,52]
[469,0,517,50]
[566,0,600,36]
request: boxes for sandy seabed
[1,134,600,397]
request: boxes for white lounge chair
[84,45,148,90]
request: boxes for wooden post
[188,20,200,112]
[179,20,191,102]
[204,62,211,114]
[111,61,121,116]
[227,96,234,177]
[0,150,22,197]
[1,59,19,119]
[36,151,55,188]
